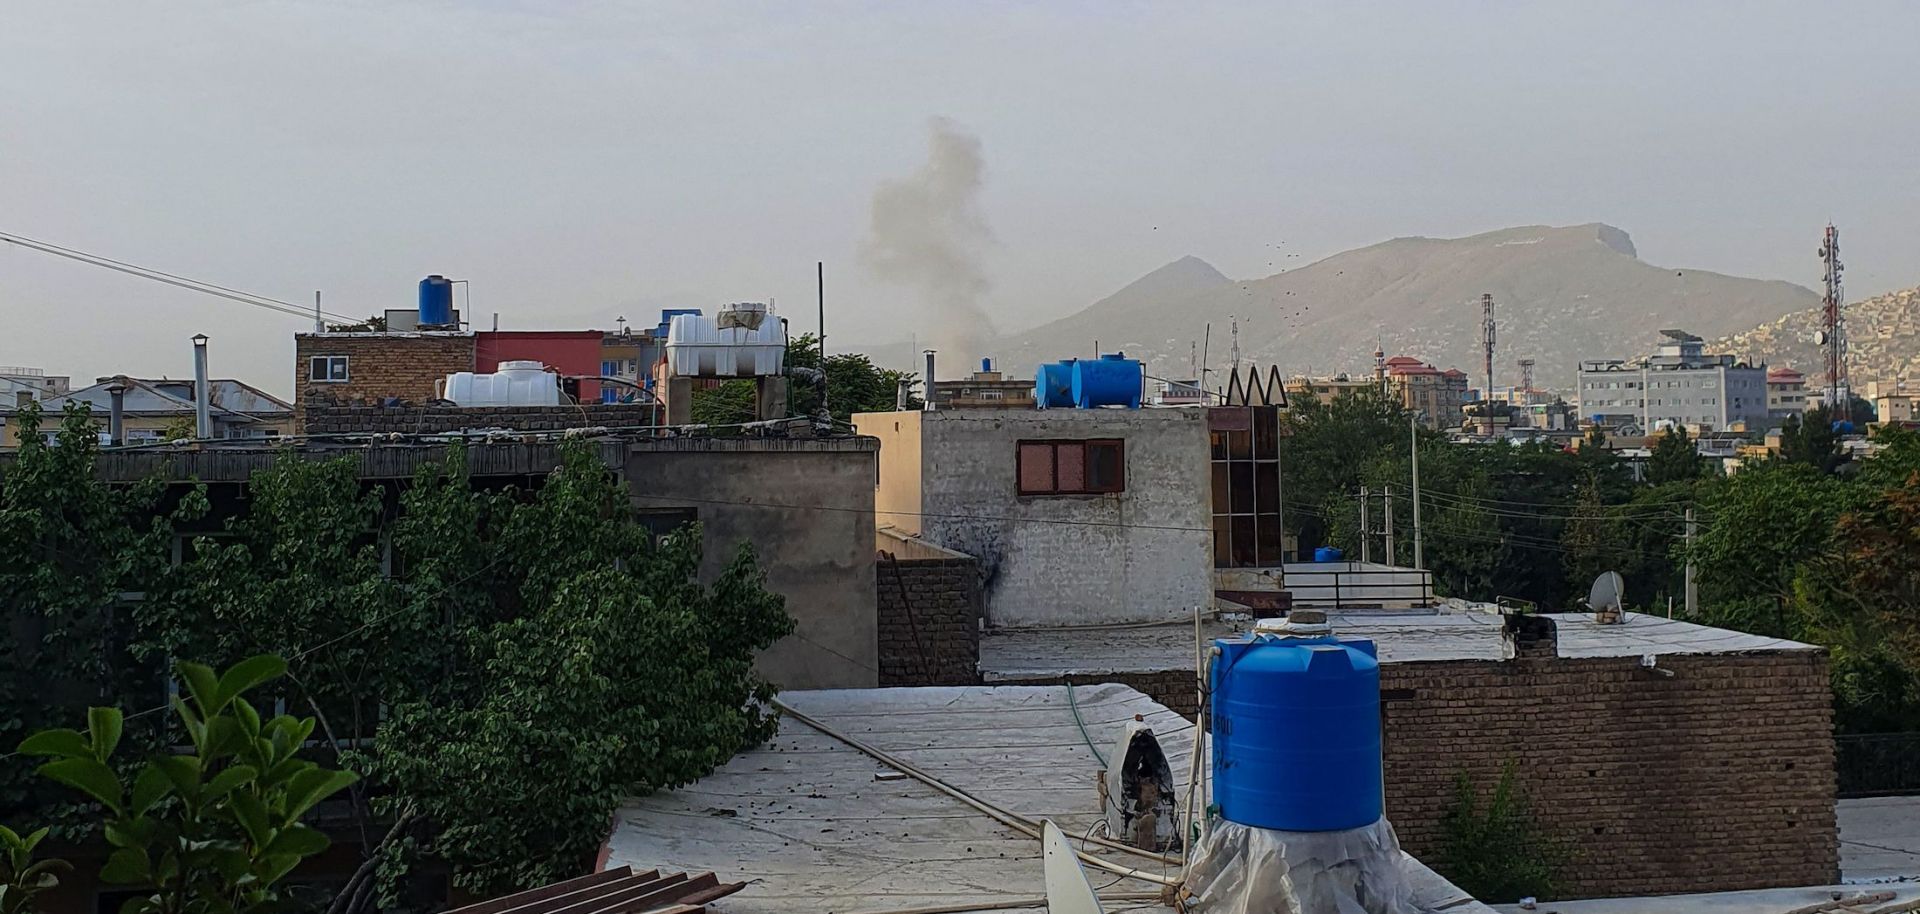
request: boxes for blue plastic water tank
[1070,352,1143,409]
[1313,545,1344,563]
[419,275,454,326]
[1210,633,1383,831]
[1035,361,1077,409]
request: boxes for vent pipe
[922,350,936,411]
[106,378,128,446]
[191,334,212,440]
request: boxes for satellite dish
[1588,571,1625,623]
[1042,820,1105,914]
[1816,330,1830,345]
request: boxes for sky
[4,1,1919,396]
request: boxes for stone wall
[875,552,981,687]
[304,402,655,435]
[1003,650,1838,898]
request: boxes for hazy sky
[5,1,1918,396]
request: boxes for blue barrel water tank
[419,275,454,326]
[1071,352,1143,409]
[1035,360,1076,409]
[1211,633,1382,831]
[1313,545,1344,563]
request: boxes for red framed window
[1017,439,1124,495]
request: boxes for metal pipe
[922,350,936,411]
[107,379,127,445]
[191,334,212,439]
[1411,411,1424,571]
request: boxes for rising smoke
[862,117,997,368]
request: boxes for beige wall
[1,413,293,447]
[856,410,924,536]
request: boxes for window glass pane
[1210,431,1228,460]
[1254,462,1280,513]
[1231,515,1257,567]
[1257,514,1284,566]
[1253,408,1278,458]
[1018,443,1054,494]
[1227,430,1252,460]
[1211,463,1230,514]
[1229,463,1254,513]
[1056,442,1086,491]
[1213,516,1233,567]
[1087,441,1123,491]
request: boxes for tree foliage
[691,333,917,426]
[1,825,70,914]
[1436,762,1568,903]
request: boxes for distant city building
[0,366,71,407]
[1877,392,1916,424]
[928,359,1035,409]
[1385,357,1471,429]
[1766,367,1810,421]
[1577,330,1768,433]
[1283,373,1380,406]
[0,376,292,447]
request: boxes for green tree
[1436,762,1568,903]
[1777,407,1846,474]
[690,335,917,426]
[1644,426,1705,486]
[18,655,356,914]
[1688,462,1855,635]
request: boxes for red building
[475,330,606,402]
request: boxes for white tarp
[1183,818,1415,914]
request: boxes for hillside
[1710,286,1920,389]
[979,224,1821,392]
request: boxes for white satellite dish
[1042,820,1105,914]
[1588,571,1625,623]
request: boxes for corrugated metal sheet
[443,865,742,914]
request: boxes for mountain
[1710,286,1920,389]
[981,224,1821,392]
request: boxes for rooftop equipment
[1034,360,1077,409]
[441,360,562,406]
[1071,352,1143,409]
[665,309,785,378]
[716,301,768,331]
[419,275,454,327]
[1210,614,1382,831]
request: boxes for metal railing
[1836,732,1920,798]
[1286,565,1436,610]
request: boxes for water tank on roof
[1071,352,1143,409]
[665,312,785,378]
[442,360,561,406]
[1211,617,1382,831]
[1035,360,1076,409]
[1313,546,1344,563]
[419,275,454,326]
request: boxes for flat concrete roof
[980,608,1817,680]
[605,685,1491,914]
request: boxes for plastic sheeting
[1182,817,1415,914]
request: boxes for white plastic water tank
[442,360,562,406]
[665,313,785,378]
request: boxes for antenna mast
[1819,224,1847,408]
[1517,358,1536,395]
[1480,293,1496,399]
[1229,316,1242,374]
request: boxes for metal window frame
[308,354,350,382]
[1016,438,1126,496]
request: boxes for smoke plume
[862,117,996,369]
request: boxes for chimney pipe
[191,334,212,440]
[922,350,936,411]
[107,379,128,446]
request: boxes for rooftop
[980,607,1816,680]
[605,685,1490,914]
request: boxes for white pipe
[192,334,212,439]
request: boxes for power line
[0,230,359,324]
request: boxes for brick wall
[303,403,656,435]
[875,554,981,686]
[294,333,476,427]
[1004,650,1838,898]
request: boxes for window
[1211,406,1285,568]
[1017,439,1124,495]
[308,355,349,382]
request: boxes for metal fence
[1836,732,1920,798]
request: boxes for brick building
[973,608,1839,899]
[294,330,475,425]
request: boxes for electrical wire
[0,230,359,324]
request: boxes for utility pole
[818,261,828,417]
[1683,506,1698,617]
[1410,411,1424,570]
[1383,489,1395,566]
[1359,485,1371,564]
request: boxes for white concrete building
[1577,330,1769,432]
